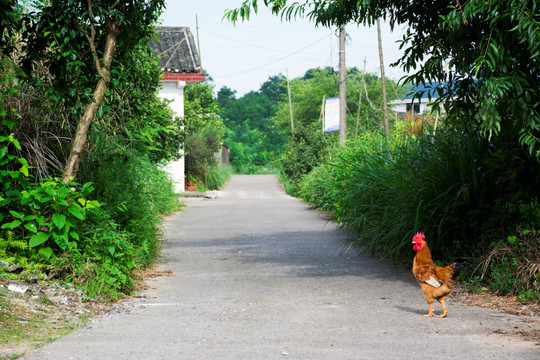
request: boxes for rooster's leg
[423,302,434,317]
[437,297,448,318]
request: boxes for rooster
[412,232,461,317]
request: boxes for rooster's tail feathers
[451,261,466,281]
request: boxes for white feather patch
[425,276,442,288]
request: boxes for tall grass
[299,130,540,262]
[204,162,231,190]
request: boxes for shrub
[79,152,181,264]
[279,125,334,195]
[185,125,223,182]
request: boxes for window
[406,103,420,114]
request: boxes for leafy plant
[0,2,184,303]
[218,77,287,174]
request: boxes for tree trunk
[286,68,294,132]
[62,20,118,183]
[355,56,366,138]
[339,25,347,146]
[377,19,389,135]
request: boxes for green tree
[218,76,287,173]
[226,0,540,158]
[184,82,223,135]
[271,67,403,136]
[19,0,166,181]
[184,82,225,182]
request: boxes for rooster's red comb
[412,232,425,242]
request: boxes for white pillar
[158,80,186,193]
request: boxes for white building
[150,27,205,193]
[389,82,446,118]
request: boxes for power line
[214,34,332,79]
[200,27,289,53]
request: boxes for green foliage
[219,68,403,175]
[19,0,166,114]
[186,125,223,182]
[57,207,140,299]
[218,76,287,174]
[183,82,226,187]
[273,67,403,193]
[271,68,335,133]
[97,40,185,164]
[185,82,223,135]
[79,153,181,260]
[273,67,403,135]
[280,125,334,195]
[0,150,181,300]
[0,1,20,57]
[0,1,182,301]
[227,1,540,158]
[4,178,98,254]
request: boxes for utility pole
[196,14,202,73]
[339,25,347,146]
[377,18,389,134]
[286,68,294,132]
[355,56,367,138]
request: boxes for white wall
[389,98,437,116]
[158,80,186,193]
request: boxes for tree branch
[85,0,102,76]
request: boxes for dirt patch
[452,289,540,345]
[453,290,540,317]
[0,267,175,359]
[184,177,198,192]
[0,281,100,359]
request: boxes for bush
[79,152,181,265]
[279,125,334,195]
[185,125,222,181]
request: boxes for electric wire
[200,27,289,53]
[214,33,332,79]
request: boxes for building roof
[404,82,444,100]
[150,26,202,75]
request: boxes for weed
[472,229,540,299]
[204,162,231,190]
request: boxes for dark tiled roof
[405,82,443,100]
[150,27,201,74]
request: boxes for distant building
[390,82,447,118]
[150,27,205,193]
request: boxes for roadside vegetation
[0,0,182,303]
[184,82,230,191]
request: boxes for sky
[159,1,409,97]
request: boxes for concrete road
[23,175,539,359]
